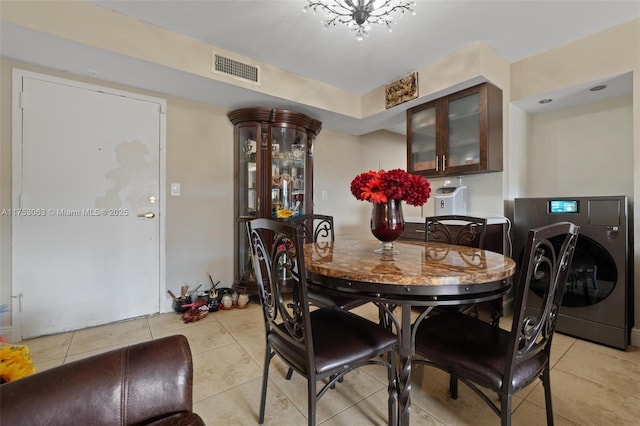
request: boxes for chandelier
[304,0,415,41]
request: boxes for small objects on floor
[181,305,209,323]
[169,282,249,315]
[170,282,223,313]
[219,292,250,309]
[237,293,250,308]
[221,294,233,309]
[207,298,219,312]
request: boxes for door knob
[137,212,155,219]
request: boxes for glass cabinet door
[445,92,480,168]
[238,124,258,218]
[408,103,437,173]
[237,123,259,283]
[270,125,307,219]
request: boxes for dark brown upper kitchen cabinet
[407,82,503,177]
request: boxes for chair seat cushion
[270,307,396,376]
[414,313,548,392]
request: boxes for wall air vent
[213,53,259,84]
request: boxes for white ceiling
[89,0,639,94]
[2,0,639,134]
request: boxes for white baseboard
[631,327,640,348]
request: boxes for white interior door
[12,70,165,339]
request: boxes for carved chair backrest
[505,221,579,390]
[425,215,488,248]
[287,214,335,243]
[246,218,316,370]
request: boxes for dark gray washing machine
[513,196,633,350]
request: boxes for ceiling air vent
[213,53,259,84]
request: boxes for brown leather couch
[0,334,205,425]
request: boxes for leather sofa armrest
[1,334,204,426]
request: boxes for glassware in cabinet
[271,126,307,219]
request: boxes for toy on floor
[181,305,209,323]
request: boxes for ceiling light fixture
[304,0,415,41]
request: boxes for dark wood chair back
[425,215,489,318]
[508,221,579,373]
[287,213,334,243]
[286,214,365,311]
[246,218,398,426]
[413,221,579,425]
[425,215,488,248]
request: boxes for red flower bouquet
[350,169,431,206]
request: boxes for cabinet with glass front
[407,82,503,177]
[227,107,322,294]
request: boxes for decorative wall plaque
[385,72,418,109]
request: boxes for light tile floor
[20,302,640,425]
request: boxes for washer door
[528,235,617,307]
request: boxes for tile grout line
[63,331,76,364]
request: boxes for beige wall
[524,95,633,197]
[506,105,529,200]
[164,97,234,294]
[313,129,413,239]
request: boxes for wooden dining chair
[413,221,579,426]
[246,218,398,426]
[286,214,367,310]
[425,215,489,318]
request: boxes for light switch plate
[171,182,181,196]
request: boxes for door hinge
[11,293,23,312]
[20,91,26,109]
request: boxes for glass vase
[370,199,405,254]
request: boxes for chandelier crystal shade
[304,0,415,41]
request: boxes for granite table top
[304,239,516,297]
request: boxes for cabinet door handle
[442,155,446,172]
[257,196,260,211]
[435,156,439,172]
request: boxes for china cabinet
[227,107,322,294]
[407,82,502,177]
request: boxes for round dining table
[304,239,516,426]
